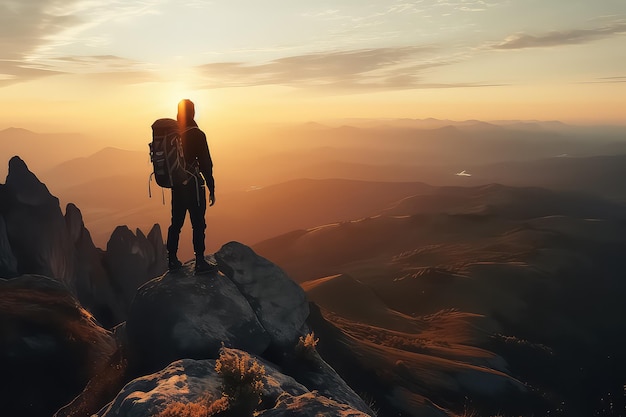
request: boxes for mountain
[254,182,626,416]
[6,152,626,416]
[39,147,148,188]
[0,127,102,179]
[466,154,626,202]
[39,174,437,257]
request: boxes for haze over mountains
[2,119,625,258]
[2,118,626,416]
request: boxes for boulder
[96,348,367,417]
[215,241,309,347]
[96,358,222,417]
[125,263,271,373]
[0,274,116,417]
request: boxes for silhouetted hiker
[166,99,216,273]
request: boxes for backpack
[149,118,196,189]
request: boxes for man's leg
[166,187,187,270]
[189,185,211,272]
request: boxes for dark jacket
[180,121,215,194]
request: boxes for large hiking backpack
[149,118,196,189]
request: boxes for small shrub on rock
[214,348,266,416]
[295,332,320,359]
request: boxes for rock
[0,158,168,327]
[2,156,76,287]
[283,347,374,415]
[102,225,167,320]
[0,274,116,417]
[146,223,167,278]
[66,203,124,328]
[0,214,17,277]
[5,156,54,206]
[125,264,271,373]
[257,392,372,417]
[97,348,365,417]
[96,358,222,417]
[215,241,309,347]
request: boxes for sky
[0,0,625,146]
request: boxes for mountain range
[2,119,626,416]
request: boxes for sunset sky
[1,0,625,145]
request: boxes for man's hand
[209,192,216,207]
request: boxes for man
[166,99,216,273]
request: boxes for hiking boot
[168,257,183,271]
[195,257,216,274]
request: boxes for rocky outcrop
[66,203,124,328]
[0,157,167,327]
[1,157,372,416]
[65,242,370,417]
[126,242,310,373]
[126,262,272,373]
[0,274,116,417]
[0,214,17,277]
[216,241,310,348]
[96,348,370,417]
[102,225,167,321]
[2,156,76,286]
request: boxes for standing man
[166,99,216,273]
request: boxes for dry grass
[295,332,319,359]
[153,349,266,417]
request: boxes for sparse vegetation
[153,398,214,417]
[214,348,266,416]
[154,349,266,417]
[295,332,320,359]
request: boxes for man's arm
[194,130,215,204]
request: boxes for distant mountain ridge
[0,127,102,179]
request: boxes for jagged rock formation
[102,224,167,320]
[0,156,167,327]
[0,275,116,417]
[60,242,371,417]
[1,156,76,286]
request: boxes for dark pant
[166,181,206,259]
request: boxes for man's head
[177,99,195,125]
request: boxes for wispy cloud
[583,76,626,84]
[46,55,153,73]
[434,0,499,12]
[492,21,626,50]
[0,0,160,87]
[196,46,497,91]
[0,0,83,85]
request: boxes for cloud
[492,22,626,50]
[0,0,83,85]
[0,60,62,88]
[196,46,496,91]
[0,0,161,87]
[455,170,472,177]
[580,76,626,84]
[595,76,626,84]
